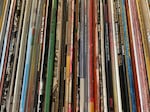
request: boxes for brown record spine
[136,0,150,92]
[93,0,100,111]
[0,0,7,32]
[140,0,150,90]
[72,0,79,111]
[58,0,67,110]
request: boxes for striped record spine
[58,0,67,111]
[0,0,11,61]
[64,0,70,111]
[19,0,38,111]
[37,0,47,78]
[0,0,17,111]
[0,0,16,99]
[0,0,13,80]
[37,0,49,111]
[114,0,130,111]
[2,0,21,111]
[35,3,46,112]
[125,0,141,111]
[64,1,71,109]
[38,0,53,111]
[25,0,45,111]
[6,0,26,111]
[0,0,16,103]
[64,0,71,111]
[103,1,114,111]
[40,0,53,110]
[119,3,130,112]
[11,0,32,111]
[118,1,130,112]
[108,0,122,111]
[127,0,150,111]
[44,0,58,111]
[51,0,63,111]
[80,0,85,111]
[68,0,75,111]
[64,0,74,111]
[120,0,137,111]
[100,0,108,111]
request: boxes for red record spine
[88,0,94,111]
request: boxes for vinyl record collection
[0,0,150,112]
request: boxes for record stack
[0,0,150,112]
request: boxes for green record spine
[44,0,58,111]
